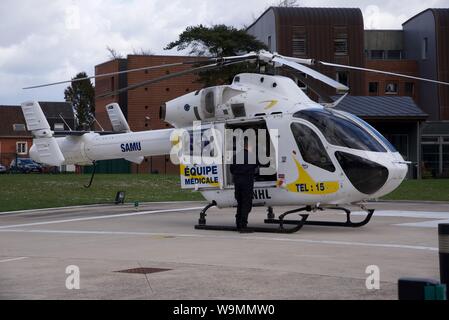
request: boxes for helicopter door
[179,123,225,190]
[223,119,278,188]
[266,115,340,196]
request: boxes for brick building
[0,102,74,169]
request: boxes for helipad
[0,201,446,300]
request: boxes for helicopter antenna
[93,117,105,132]
[59,113,73,131]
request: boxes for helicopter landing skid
[194,202,309,234]
[264,206,375,228]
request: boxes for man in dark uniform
[230,140,258,232]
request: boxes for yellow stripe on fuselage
[261,100,279,110]
[285,157,339,195]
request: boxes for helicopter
[20,50,449,233]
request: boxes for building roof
[402,8,449,26]
[247,6,363,31]
[38,101,74,119]
[0,105,29,137]
[0,102,73,137]
[334,96,428,120]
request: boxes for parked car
[9,158,43,173]
[0,164,7,174]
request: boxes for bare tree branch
[106,46,124,59]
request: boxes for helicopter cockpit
[292,108,407,196]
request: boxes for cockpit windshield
[294,109,387,152]
[332,110,398,153]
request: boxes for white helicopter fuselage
[24,73,408,209]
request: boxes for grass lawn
[381,179,449,202]
[0,174,448,213]
[0,174,204,212]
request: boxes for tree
[165,24,268,85]
[64,72,95,130]
[132,48,154,56]
[276,0,300,7]
[106,46,124,59]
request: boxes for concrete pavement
[0,201,447,300]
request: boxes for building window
[268,36,272,52]
[422,37,428,60]
[110,77,115,91]
[370,50,384,60]
[405,82,415,96]
[336,71,349,86]
[54,123,64,131]
[13,124,26,132]
[387,50,402,60]
[385,82,398,94]
[292,26,306,57]
[16,142,27,155]
[444,145,449,177]
[422,136,439,143]
[368,82,379,95]
[334,39,348,55]
[292,36,306,56]
[422,136,449,178]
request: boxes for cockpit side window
[294,109,387,152]
[291,122,336,172]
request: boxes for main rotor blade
[274,54,314,66]
[319,61,449,86]
[97,60,247,99]
[23,60,207,90]
[273,56,349,93]
[220,52,258,61]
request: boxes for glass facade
[421,136,449,178]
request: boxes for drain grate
[115,267,171,275]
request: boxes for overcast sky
[1,0,448,104]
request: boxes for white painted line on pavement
[0,207,204,229]
[0,201,206,216]
[395,219,449,228]
[0,204,112,216]
[0,229,438,252]
[351,210,449,219]
[0,257,28,263]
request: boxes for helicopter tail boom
[21,101,175,167]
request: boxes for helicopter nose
[371,155,408,198]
